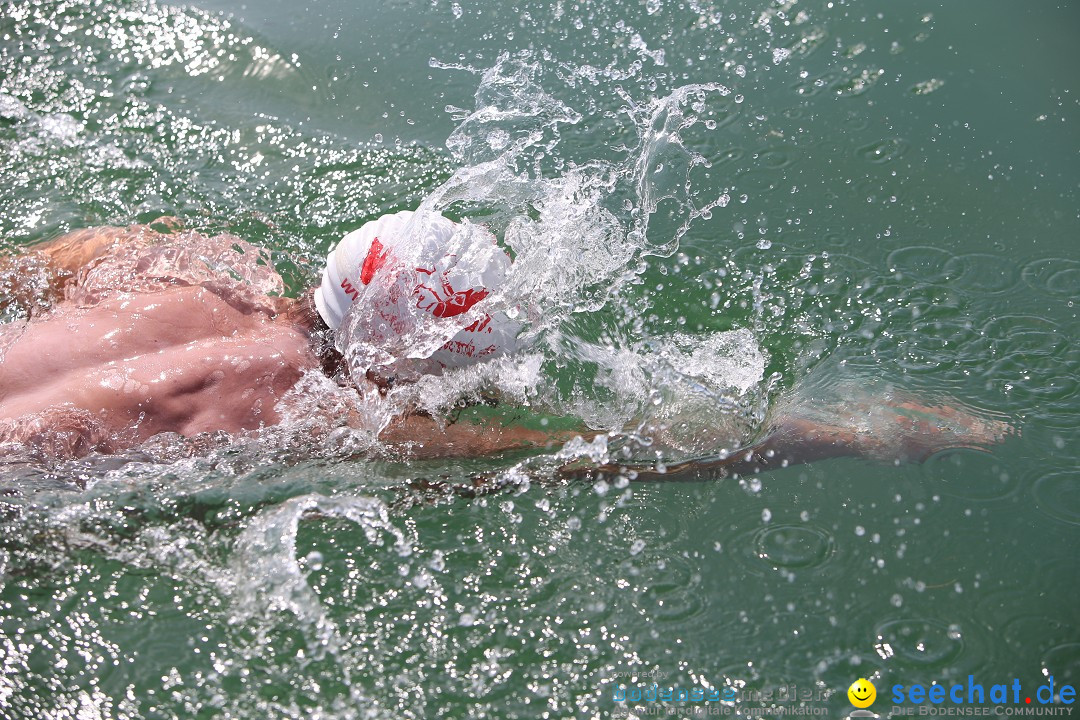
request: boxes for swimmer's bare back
[0,226,310,457]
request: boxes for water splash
[423,55,734,306]
[228,493,408,656]
[330,53,770,454]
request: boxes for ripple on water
[1031,469,1080,527]
[894,317,972,375]
[873,618,965,669]
[979,313,1077,416]
[921,450,1022,502]
[856,137,909,165]
[1002,614,1075,658]
[752,523,836,570]
[941,252,1022,296]
[1007,384,1080,431]
[971,585,1077,675]
[1022,257,1080,297]
[1041,643,1080,687]
[887,245,957,284]
[756,146,794,170]
[767,613,858,678]
[707,146,746,167]
[726,519,841,581]
[634,553,707,625]
[973,586,1030,622]
[981,314,1068,359]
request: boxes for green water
[1,0,1078,718]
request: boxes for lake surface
[1,0,1078,718]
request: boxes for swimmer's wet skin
[438,399,1014,496]
[0,217,1013,472]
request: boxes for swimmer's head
[314,210,521,381]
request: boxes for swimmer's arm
[0,226,152,316]
[566,403,1014,483]
[605,417,867,481]
[379,413,590,459]
[34,225,155,275]
[388,398,1011,498]
[381,410,878,476]
[397,416,869,497]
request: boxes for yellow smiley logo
[848,678,876,708]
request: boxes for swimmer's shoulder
[18,223,295,318]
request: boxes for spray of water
[328,53,769,463]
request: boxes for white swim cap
[315,210,521,379]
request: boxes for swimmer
[0,214,1011,473]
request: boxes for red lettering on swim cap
[340,278,360,301]
[436,287,489,318]
[414,271,490,318]
[463,314,492,333]
[360,237,390,285]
